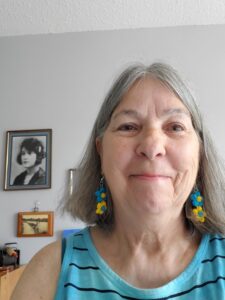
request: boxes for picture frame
[4,129,52,190]
[17,211,54,237]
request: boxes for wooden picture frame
[4,129,52,190]
[17,211,54,237]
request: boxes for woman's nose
[136,129,166,160]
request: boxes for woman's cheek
[171,139,199,174]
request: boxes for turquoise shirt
[54,227,225,299]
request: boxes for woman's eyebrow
[112,108,190,120]
[112,109,141,120]
[162,108,190,117]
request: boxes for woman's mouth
[131,174,171,181]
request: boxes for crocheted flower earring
[95,177,107,215]
[190,188,206,223]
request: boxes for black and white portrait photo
[4,129,52,190]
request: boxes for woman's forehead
[112,77,190,117]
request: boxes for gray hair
[63,62,225,233]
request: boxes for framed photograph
[4,129,52,190]
[17,211,54,237]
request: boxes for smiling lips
[131,174,171,181]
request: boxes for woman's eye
[169,123,185,132]
[118,124,138,131]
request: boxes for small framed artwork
[17,211,54,237]
[4,129,52,190]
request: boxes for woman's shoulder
[13,171,27,185]
[207,233,225,250]
[208,233,225,241]
[205,233,225,246]
[29,239,62,267]
[201,233,225,267]
[11,240,61,300]
[29,167,46,185]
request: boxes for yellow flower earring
[95,177,107,215]
[190,188,206,223]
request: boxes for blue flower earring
[95,177,107,215]
[190,188,206,223]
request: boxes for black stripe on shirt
[74,233,83,237]
[163,276,225,299]
[64,276,225,300]
[202,255,225,263]
[73,246,88,251]
[69,262,99,270]
[64,283,146,300]
[210,237,225,243]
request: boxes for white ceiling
[1,0,225,37]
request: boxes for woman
[13,138,46,186]
[12,63,225,299]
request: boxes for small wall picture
[4,129,52,190]
[17,211,54,237]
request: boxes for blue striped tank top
[54,227,225,299]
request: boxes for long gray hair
[63,62,225,234]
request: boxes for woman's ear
[95,137,102,158]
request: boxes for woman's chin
[129,192,174,216]
[137,202,172,216]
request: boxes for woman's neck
[91,217,200,288]
[25,165,39,175]
[120,219,193,253]
[110,208,192,250]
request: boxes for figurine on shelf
[0,242,20,267]
[5,246,18,258]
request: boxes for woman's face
[97,78,200,219]
[21,147,37,168]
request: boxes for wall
[1,25,225,264]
